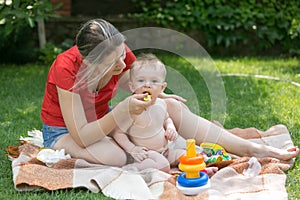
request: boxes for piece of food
[143,91,152,102]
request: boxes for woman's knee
[165,98,189,111]
[165,98,180,111]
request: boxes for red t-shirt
[41,45,136,126]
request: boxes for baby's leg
[167,148,186,167]
[124,150,170,172]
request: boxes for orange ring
[179,154,204,165]
[178,162,206,172]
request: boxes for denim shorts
[42,106,113,148]
[42,124,69,148]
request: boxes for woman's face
[103,43,126,76]
[89,43,126,79]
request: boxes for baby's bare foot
[169,168,181,175]
[205,167,218,178]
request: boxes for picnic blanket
[7,124,295,199]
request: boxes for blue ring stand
[177,171,209,187]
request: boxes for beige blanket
[8,125,294,199]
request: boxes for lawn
[0,56,299,199]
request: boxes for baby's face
[130,67,166,99]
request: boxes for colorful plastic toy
[176,139,210,195]
[200,142,231,164]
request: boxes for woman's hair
[73,19,125,91]
[130,53,167,80]
[76,19,125,59]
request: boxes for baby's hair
[130,53,167,80]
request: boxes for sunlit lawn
[0,56,299,199]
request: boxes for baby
[112,53,184,172]
[112,53,218,176]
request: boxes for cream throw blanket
[9,125,295,199]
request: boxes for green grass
[0,56,299,199]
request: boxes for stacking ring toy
[177,172,208,187]
[179,154,204,165]
[178,139,206,178]
[176,139,210,195]
[178,162,206,173]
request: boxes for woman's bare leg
[53,134,127,166]
[165,99,299,161]
[227,127,263,139]
[212,121,289,139]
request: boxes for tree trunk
[37,19,46,49]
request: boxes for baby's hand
[165,127,178,141]
[129,146,148,162]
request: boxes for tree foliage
[0,0,61,63]
[131,0,300,55]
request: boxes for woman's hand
[128,93,154,115]
[112,93,154,132]
[158,92,186,103]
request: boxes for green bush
[0,0,61,63]
[38,43,63,65]
[0,23,39,64]
[131,0,300,56]
[38,39,73,65]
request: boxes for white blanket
[8,124,294,199]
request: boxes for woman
[41,19,151,166]
[41,19,298,167]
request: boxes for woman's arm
[57,86,119,147]
[57,86,154,148]
[159,92,187,103]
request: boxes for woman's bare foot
[267,146,299,161]
[285,146,299,159]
